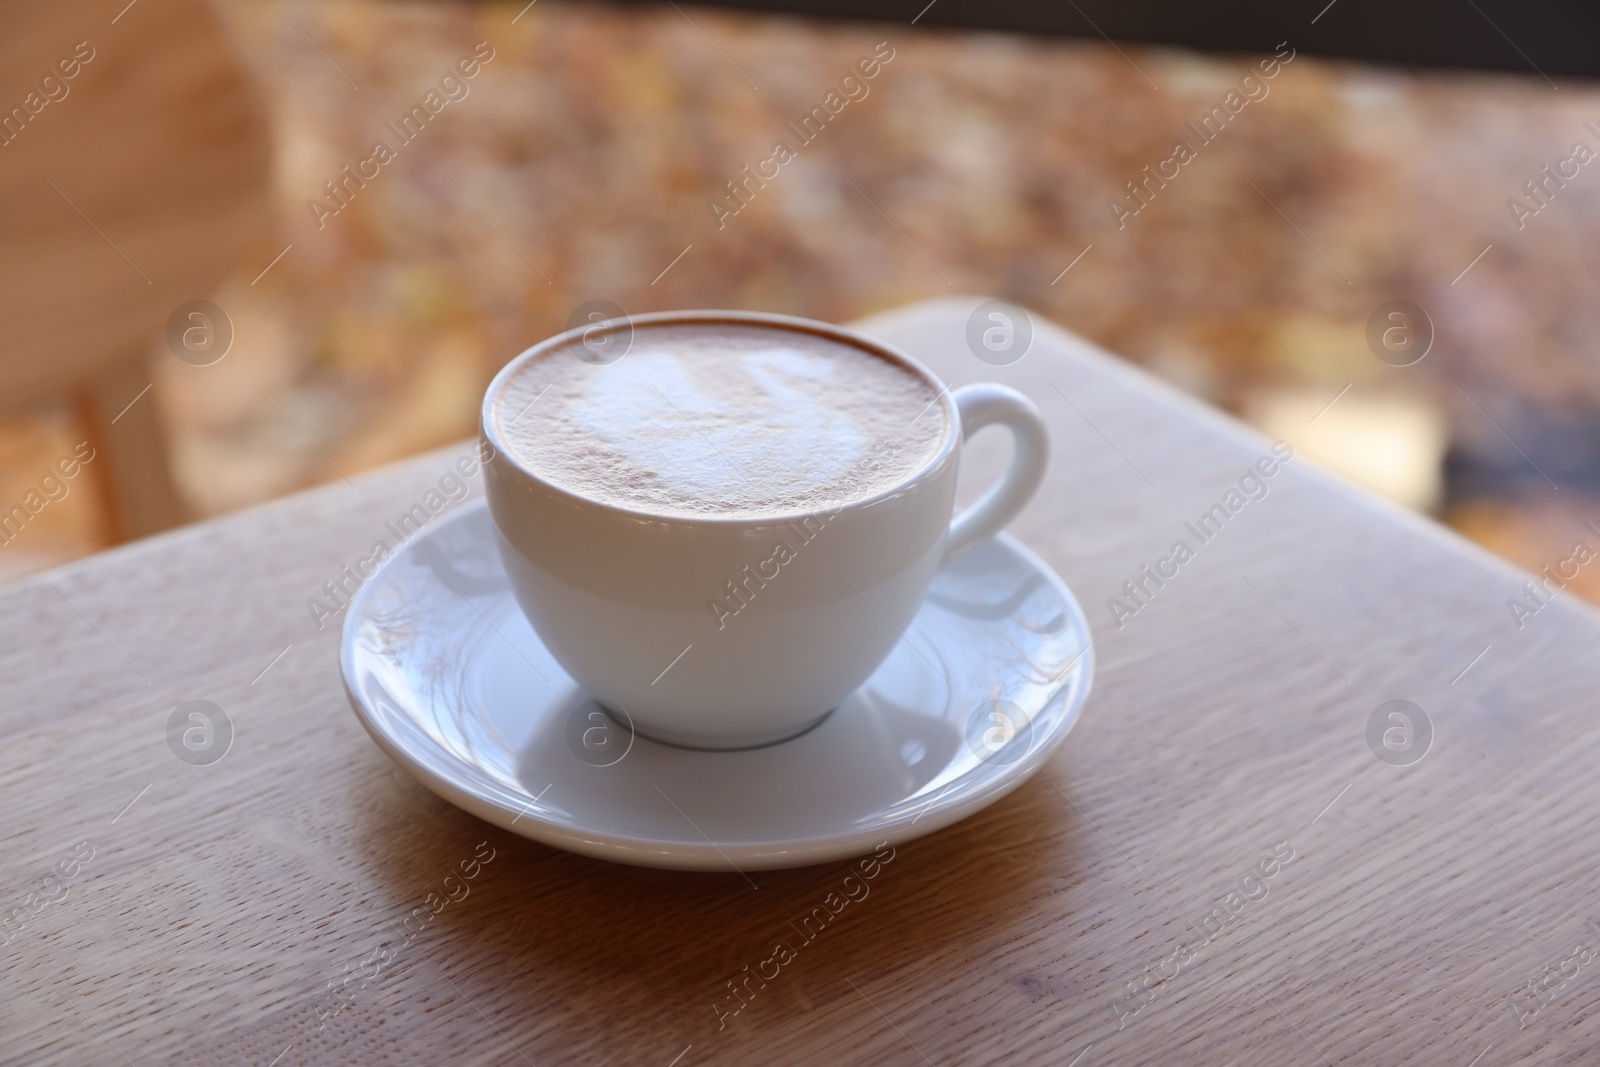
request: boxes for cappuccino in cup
[491,322,949,518]
[483,311,1048,749]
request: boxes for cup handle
[943,383,1050,564]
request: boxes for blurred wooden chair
[0,0,272,540]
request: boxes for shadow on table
[352,752,1084,1053]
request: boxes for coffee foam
[493,323,948,517]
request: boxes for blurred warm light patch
[1249,387,1449,512]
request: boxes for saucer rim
[341,501,1094,871]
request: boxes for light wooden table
[2,298,1593,1065]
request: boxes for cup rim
[480,309,962,526]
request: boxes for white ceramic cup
[482,310,1048,750]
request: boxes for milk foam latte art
[490,322,948,518]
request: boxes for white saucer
[341,503,1093,871]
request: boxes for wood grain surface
[1,298,1594,1065]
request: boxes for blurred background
[3,0,1598,603]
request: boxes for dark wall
[643,0,1595,80]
